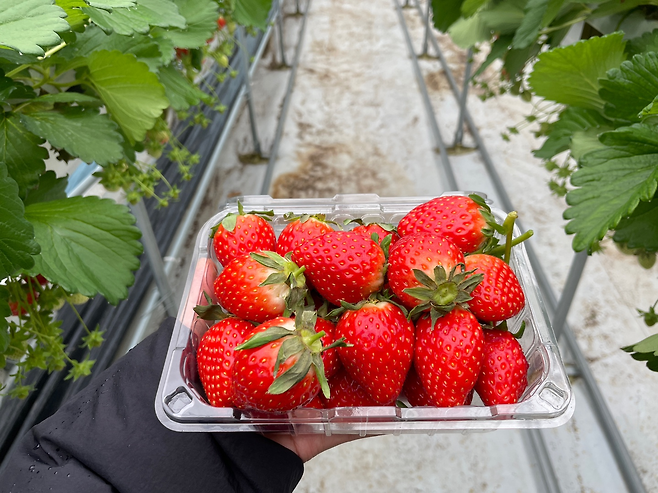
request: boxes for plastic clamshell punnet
[155,193,575,434]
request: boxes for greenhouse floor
[125,0,658,491]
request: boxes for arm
[0,318,304,493]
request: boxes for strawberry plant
[430,0,658,369]
[0,0,273,397]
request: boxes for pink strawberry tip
[405,263,483,324]
[209,201,274,236]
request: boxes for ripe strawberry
[316,317,342,379]
[397,194,496,254]
[475,329,528,405]
[217,16,227,29]
[465,254,525,322]
[387,233,466,310]
[212,201,276,267]
[303,394,326,409]
[292,231,386,306]
[196,318,253,407]
[402,364,434,407]
[320,367,381,408]
[414,308,484,407]
[335,300,414,404]
[347,220,400,249]
[232,311,342,412]
[275,213,334,256]
[213,252,307,323]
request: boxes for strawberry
[475,329,528,405]
[346,219,400,250]
[275,213,335,256]
[402,364,434,407]
[387,233,466,310]
[397,194,497,254]
[320,367,381,408]
[303,394,326,409]
[212,201,276,267]
[315,317,342,379]
[414,308,484,407]
[335,300,414,404]
[213,251,307,323]
[292,231,386,306]
[196,317,253,407]
[232,311,343,412]
[217,16,227,29]
[464,254,525,322]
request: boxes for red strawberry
[397,195,495,254]
[232,313,330,412]
[320,367,381,408]
[414,308,484,407]
[196,318,253,407]
[275,213,334,256]
[292,231,386,306]
[465,254,525,322]
[402,364,434,407]
[217,16,227,29]
[213,252,307,323]
[387,233,466,310]
[316,317,342,379]
[335,300,414,404]
[475,329,528,405]
[348,220,400,248]
[303,394,326,409]
[212,201,276,267]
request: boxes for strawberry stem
[487,230,534,259]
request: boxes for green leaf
[534,107,613,160]
[511,0,548,49]
[23,170,68,206]
[83,0,186,36]
[448,13,490,49]
[626,29,658,57]
[158,64,205,111]
[24,196,143,304]
[0,285,9,350]
[233,0,272,30]
[599,52,658,122]
[479,0,526,34]
[0,47,39,66]
[60,25,164,71]
[474,34,512,77]
[56,0,88,30]
[87,50,168,143]
[564,124,658,251]
[461,0,489,17]
[431,0,465,32]
[151,0,218,49]
[570,128,609,161]
[0,0,69,55]
[613,196,658,252]
[0,71,36,102]
[87,0,136,8]
[528,32,627,111]
[624,333,658,355]
[21,107,124,165]
[640,97,658,120]
[0,113,48,196]
[34,92,102,105]
[0,162,40,279]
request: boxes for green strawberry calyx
[236,309,347,399]
[283,212,339,228]
[193,291,239,321]
[405,263,483,327]
[251,251,308,313]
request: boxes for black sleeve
[0,317,304,493]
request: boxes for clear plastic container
[155,193,575,434]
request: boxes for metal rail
[406,1,646,492]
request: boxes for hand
[264,432,363,462]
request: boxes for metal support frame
[129,200,177,317]
[453,48,472,148]
[260,0,311,195]
[277,0,289,67]
[237,27,263,157]
[400,1,647,492]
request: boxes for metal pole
[525,429,564,493]
[551,251,589,340]
[260,0,312,195]
[394,0,459,191]
[453,48,473,147]
[421,0,431,56]
[237,27,263,157]
[277,0,289,67]
[129,200,177,317]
